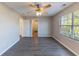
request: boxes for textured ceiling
[4,2,73,16]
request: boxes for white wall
[0,3,20,55]
[51,3,79,55]
[21,17,51,37]
[19,17,25,37]
[38,17,51,37]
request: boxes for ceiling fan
[28,3,51,16]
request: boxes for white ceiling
[3,2,73,16]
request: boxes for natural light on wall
[60,11,79,41]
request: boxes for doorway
[32,19,38,38]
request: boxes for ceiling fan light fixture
[29,3,51,16]
[36,12,42,16]
[36,8,43,16]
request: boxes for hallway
[2,37,74,56]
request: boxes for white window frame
[60,12,79,41]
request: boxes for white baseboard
[52,36,78,56]
[0,39,19,55]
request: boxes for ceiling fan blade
[29,4,37,8]
[43,4,51,9]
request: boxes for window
[73,11,79,40]
[60,11,79,41]
[60,13,72,37]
